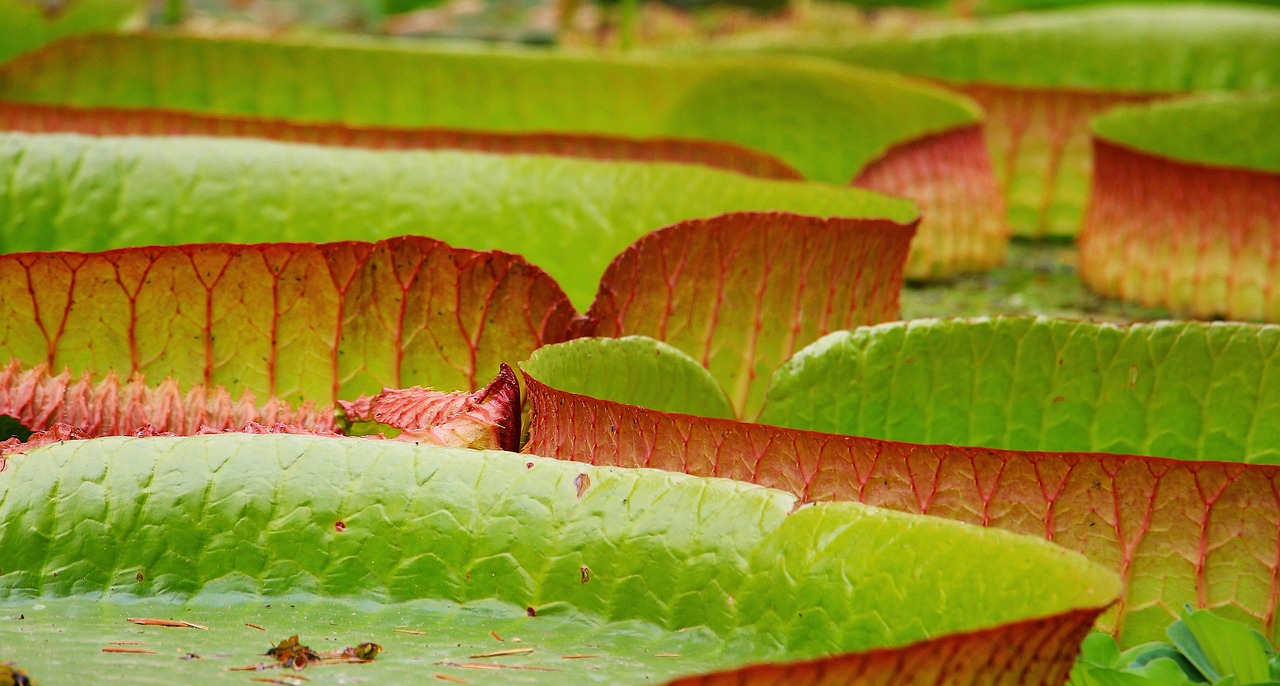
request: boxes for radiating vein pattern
[586,214,914,419]
[854,124,1006,278]
[0,236,578,405]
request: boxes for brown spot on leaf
[526,607,537,617]
[574,473,590,498]
[135,572,145,582]
[334,520,346,533]
[580,566,590,584]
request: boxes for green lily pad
[0,433,1119,683]
[0,131,915,310]
[519,330,1280,647]
[0,33,979,184]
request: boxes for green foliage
[1072,607,1280,686]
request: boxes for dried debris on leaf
[127,617,209,630]
[245,636,383,672]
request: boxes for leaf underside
[1080,139,1280,323]
[0,433,1117,684]
[0,235,579,407]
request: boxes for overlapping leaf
[0,132,914,415]
[521,319,1280,646]
[810,5,1280,236]
[0,433,1119,684]
[0,33,1005,279]
[1081,92,1280,323]
[0,34,977,184]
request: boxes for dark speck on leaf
[526,607,537,617]
[136,572,145,582]
[334,520,346,533]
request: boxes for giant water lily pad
[0,433,1118,683]
[0,132,915,311]
[1080,92,1280,322]
[808,5,1280,236]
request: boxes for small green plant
[1071,606,1280,686]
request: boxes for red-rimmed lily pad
[520,320,1280,646]
[816,5,1280,236]
[0,433,1119,684]
[1080,91,1280,323]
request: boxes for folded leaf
[521,332,1280,646]
[0,132,916,310]
[817,5,1280,236]
[0,34,1002,279]
[586,213,912,419]
[0,100,804,180]
[0,0,137,64]
[0,236,578,405]
[0,433,1119,683]
[1080,92,1280,322]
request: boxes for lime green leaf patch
[1081,92,1280,323]
[521,329,1280,646]
[0,433,1119,683]
[1092,91,1280,174]
[0,0,138,65]
[523,336,735,420]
